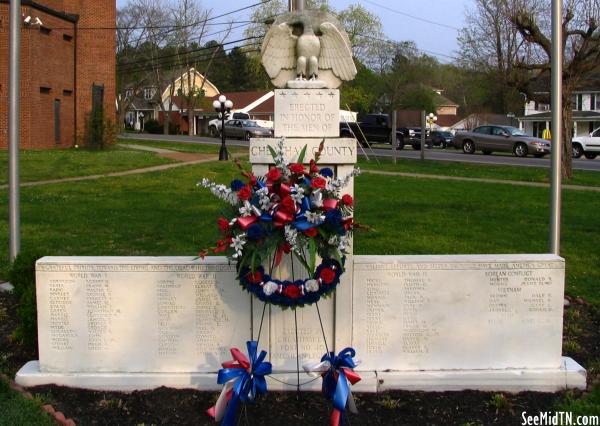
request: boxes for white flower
[263,281,279,296]
[284,225,299,249]
[338,235,350,253]
[230,234,246,255]
[239,201,253,217]
[305,211,325,225]
[305,279,319,292]
[310,190,323,208]
[291,185,305,203]
[328,235,338,245]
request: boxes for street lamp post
[427,113,437,148]
[213,95,233,161]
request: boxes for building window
[63,90,73,96]
[144,87,155,100]
[63,34,73,42]
[591,94,598,111]
[40,87,51,94]
[573,94,583,111]
[40,26,51,35]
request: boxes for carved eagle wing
[261,23,297,79]
[318,22,357,82]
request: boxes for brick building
[0,0,115,149]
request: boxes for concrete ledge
[16,358,585,393]
[376,357,587,393]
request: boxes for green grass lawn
[0,147,175,185]
[0,160,598,305]
[0,378,54,426]
[359,157,600,187]
[118,138,248,155]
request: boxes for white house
[519,89,600,138]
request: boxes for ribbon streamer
[207,341,272,425]
[303,347,361,426]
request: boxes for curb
[1,374,76,426]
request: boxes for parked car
[223,119,273,140]
[430,130,454,148]
[340,114,406,148]
[572,127,600,159]
[453,125,551,157]
[397,127,431,150]
[208,112,251,137]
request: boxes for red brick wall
[0,0,115,150]
[65,0,116,138]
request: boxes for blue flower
[231,179,245,191]
[325,209,342,226]
[320,167,334,178]
[247,224,266,241]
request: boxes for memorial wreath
[199,138,361,308]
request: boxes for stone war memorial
[16,2,586,424]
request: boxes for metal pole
[9,0,21,261]
[295,0,305,11]
[391,110,397,165]
[219,108,228,161]
[420,111,426,161]
[549,0,562,255]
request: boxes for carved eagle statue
[261,11,357,89]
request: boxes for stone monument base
[16,357,585,393]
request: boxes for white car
[208,112,250,137]
[572,127,600,159]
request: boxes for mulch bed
[1,290,598,426]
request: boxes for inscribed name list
[274,89,340,138]
[36,257,250,373]
[352,255,565,371]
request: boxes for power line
[117,36,263,70]
[117,42,262,75]
[48,0,273,31]
[357,32,459,62]
[362,0,461,31]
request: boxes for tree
[510,0,600,178]
[337,4,386,70]
[459,0,600,178]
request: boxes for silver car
[453,125,551,157]
[223,119,273,141]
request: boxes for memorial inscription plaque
[274,89,340,138]
[352,254,565,371]
[36,257,249,373]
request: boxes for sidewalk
[362,169,600,192]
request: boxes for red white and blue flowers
[199,138,360,307]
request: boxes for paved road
[119,133,600,172]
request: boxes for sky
[116,0,468,63]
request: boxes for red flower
[283,285,301,299]
[309,159,319,174]
[237,184,252,200]
[343,217,354,230]
[247,271,263,284]
[212,239,228,254]
[341,194,353,206]
[288,163,305,174]
[319,267,336,284]
[311,177,326,189]
[303,228,317,237]
[281,243,292,253]
[266,167,282,182]
[280,195,296,214]
[198,250,207,259]
[217,217,229,232]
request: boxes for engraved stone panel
[274,89,340,137]
[36,257,250,373]
[352,254,565,371]
[250,138,357,165]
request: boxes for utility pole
[420,111,426,161]
[391,110,397,165]
[549,0,563,255]
[9,0,21,261]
